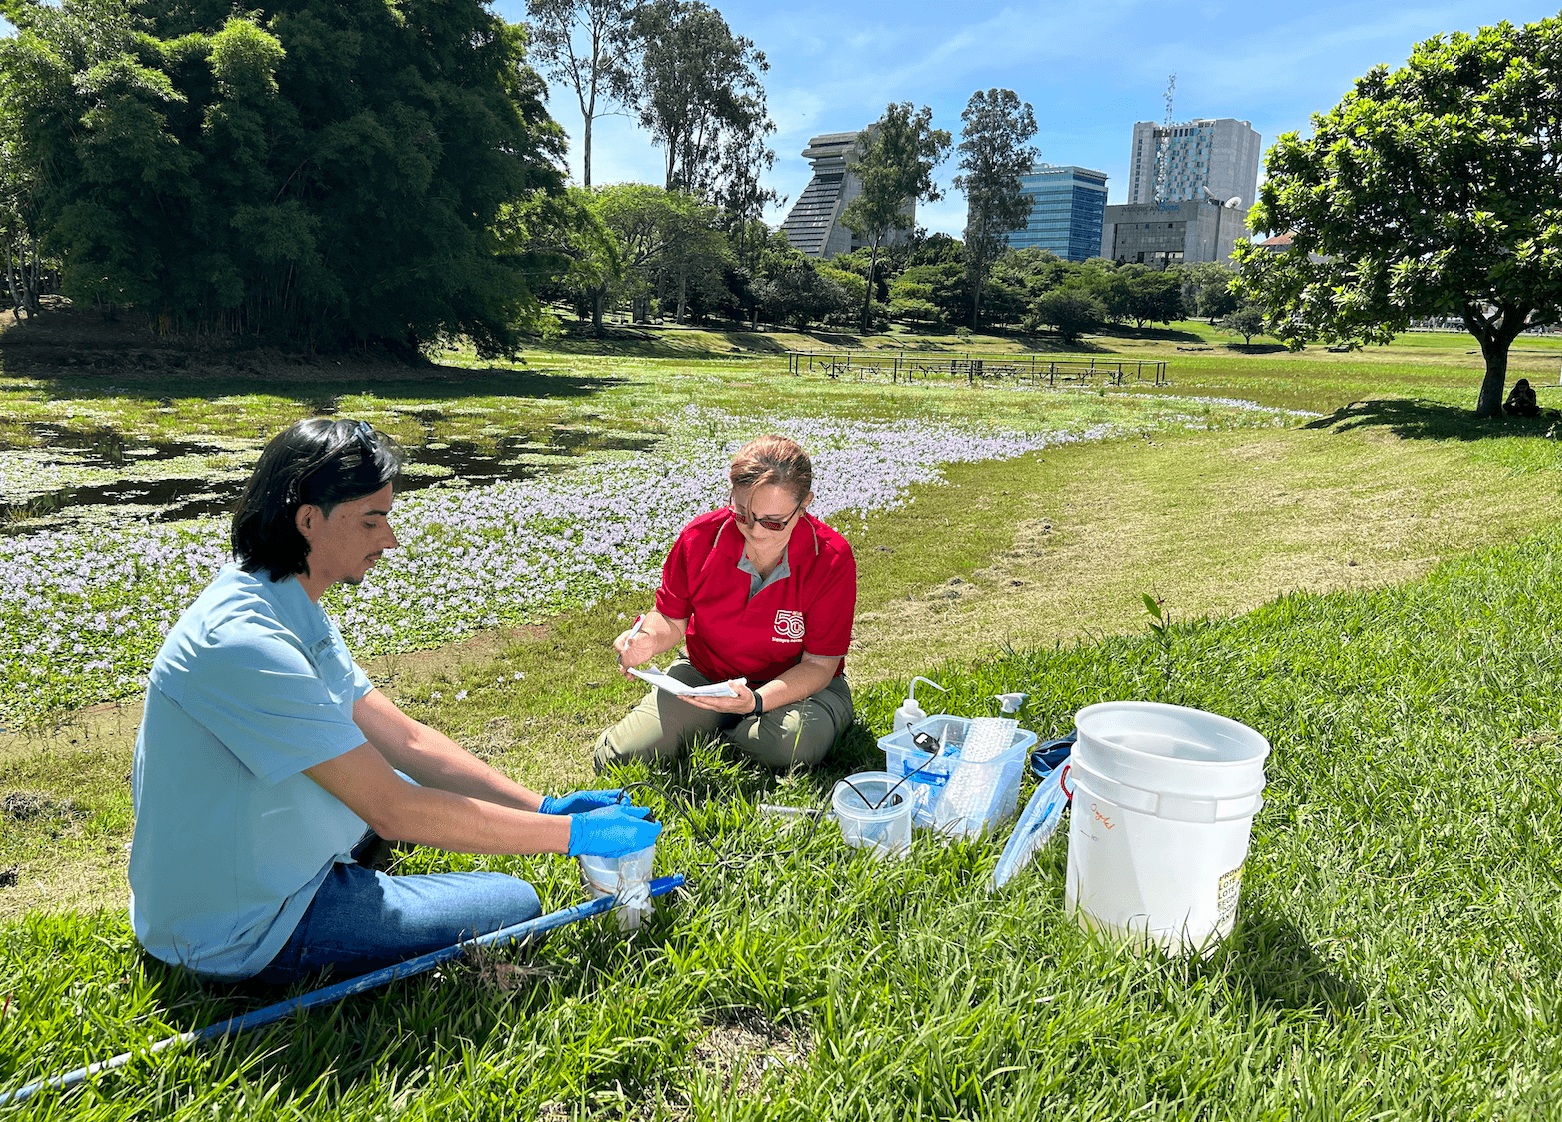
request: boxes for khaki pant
[592,658,854,772]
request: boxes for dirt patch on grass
[685,1013,812,1096]
[2,790,85,821]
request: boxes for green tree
[887,278,940,325]
[906,231,965,267]
[1217,303,1267,345]
[524,0,636,188]
[953,88,1037,329]
[898,261,967,324]
[1234,14,1562,416]
[759,261,845,329]
[1122,268,1185,328]
[1182,261,1237,324]
[1029,288,1105,343]
[0,0,565,355]
[624,0,771,201]
[991,247,1067,301]
[818,265,870,327]
[500,186,621,333]
[657,191,727,324]
[0,124,43,319]
[571,183,725,325]
[840,102,951,334]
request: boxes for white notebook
[627,666,746,698]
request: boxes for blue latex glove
[539,788,626,816]
[567,804,661,858]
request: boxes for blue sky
[491,0,1561,235]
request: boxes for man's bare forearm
[306,743,570,854]
[352,688,544,811]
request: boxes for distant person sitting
[593,434,856,772]
[1506,378,1540,417]
[128,419,658,984]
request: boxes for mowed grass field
[3,317,1562,1117]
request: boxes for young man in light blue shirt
[128,418,658,983]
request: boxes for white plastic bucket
[1063,701,1269,953]
[578,845,656,931]
[832,772,914,860]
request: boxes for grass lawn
[3,311,1562,1115]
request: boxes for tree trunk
[1467,303,1530,418]
[2,240,19,321]
[861,237,881,335]
[1474,339,1508,418]
[25,234,41,315]
[676,265,688,324]
[583,113,593,189]
[592,287,605,334]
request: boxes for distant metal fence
[784,350,1169,387]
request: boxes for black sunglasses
[731,494,803,532]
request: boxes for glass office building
[1007,164,1108,262]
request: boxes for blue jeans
[255,837,542,985]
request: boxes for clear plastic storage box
[877,715,1038,834]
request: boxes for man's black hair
[232,419,404,580]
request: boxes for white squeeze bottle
[894,677,948,733]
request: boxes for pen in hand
[618,614,645,672]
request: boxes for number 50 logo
[773,610,805,640]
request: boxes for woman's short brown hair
[728,435,813,502]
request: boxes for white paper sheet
[627,666,745,697]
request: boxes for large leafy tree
[953,88,1037,329]
[0,0,566,355]
[1235,14,1562,416]
[624,0,771,201]
[840,102,950,334]
[523,0,635,188]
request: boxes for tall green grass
[4,530,1561,1117]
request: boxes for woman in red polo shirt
[592,434,856,772]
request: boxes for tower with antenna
[1154,74,1175,207]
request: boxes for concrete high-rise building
[1105,117,1263,266]
[778,130,914,259]
[1009,164,1108,262]
[1126,117,1260,207]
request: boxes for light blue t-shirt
[128,564,374,979]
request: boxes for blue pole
[0,874,685,1108]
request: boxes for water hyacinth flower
[0,402,1294,722]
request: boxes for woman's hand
[613,612,689,678]
[682,681,757,713]
[614,627,657,676]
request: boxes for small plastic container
[878,716,1038,829]
[831,771,914,860]
[578,845,656,931]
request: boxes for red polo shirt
[655,508,856,685]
